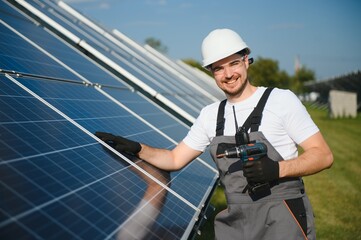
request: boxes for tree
[292,67,315,94]
[182,58,212,76]
[248,57,291,89]
[145,37,168,54]
[182,56,315,94]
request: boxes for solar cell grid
[14,0,165,83]
[0,0,183,148]
[174,60,225,100]
[98,87,189,142]
[3,1,194,124]
[18,0,215,115]
[2,1,185,141]
[1,0,219,238]
[15,77,171,146]
[0,22,82,82]
[39,0,180,88]
[0,75,199,239]
[14,76,217,206]
[140,43,224,101]
[0,2,122,86]
[0,0,214,171]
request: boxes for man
[96,28,333,240]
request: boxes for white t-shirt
[183,87,319,160]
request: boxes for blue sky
[63,0,361,80]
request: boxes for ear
[244,55,250,69]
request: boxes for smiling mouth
[225,77,239,85]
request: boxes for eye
[212,66,222,73]
[230,60,241,66]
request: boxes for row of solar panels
[306,71,361,110]
[0,0,223,239]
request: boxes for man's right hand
[95,132,141,156]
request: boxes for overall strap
[216,99,227,136]
[242,87,274,132]
[215,88,274,136]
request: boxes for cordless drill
[216,125,267,161]
[217,127,272,197]
[216,142,267,160]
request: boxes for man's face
[210,54,249,99]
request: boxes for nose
[224,66,234,79]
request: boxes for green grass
[195,106,361,240]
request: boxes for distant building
[305,71,361,114]
[328,90,357,118]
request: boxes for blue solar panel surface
[1,74,199,240]
[0,0,216,167]
[0,0,218,239]
[15,77,215,205]
[0,74,178,229]
[17,0,216,118]
[0,1,119,86]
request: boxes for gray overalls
[209,88,316,240]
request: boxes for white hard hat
[201,28,251,67]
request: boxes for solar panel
[0,76,199,240]
[0,0,216,168]
[1,1,218,239]
[10,0,222,124]
[54,0,221,107]
[142,44,225,101]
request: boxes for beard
[220,78,248,98]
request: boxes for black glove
[243,156,279,183]
[95,132,141,156]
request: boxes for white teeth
[226,79,237,84]
[223,77,239,85]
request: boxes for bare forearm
[279,148,333,178]
[279,132,333,178]
[138,144,179,171]
[138,141,200,171]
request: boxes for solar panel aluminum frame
[142,43,222,101]
[3,0,218,170]
[17,0,212,118]
[1,1,219,238]
[0,12,218,181]
[2,73,217,239]
[0,19,218,235]
[10,0,197,126]
[54,0,220,103]
[1,2,217,173]
[37,0,215,115]
[175,60,225,100]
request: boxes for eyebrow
[212,58,242,70]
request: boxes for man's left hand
[243,156,279,183]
